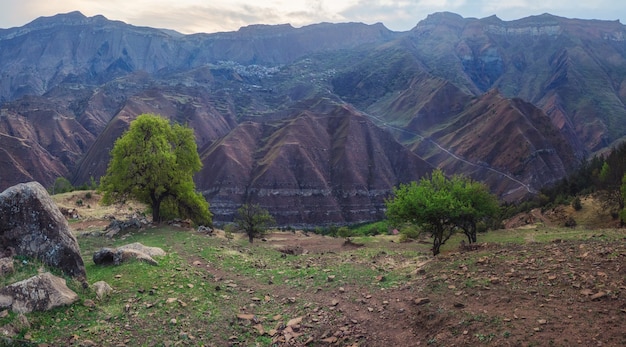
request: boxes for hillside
[2,11,626,225]
[2,195,625,346]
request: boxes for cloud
[119,2,350,33]
[1,0,625,33]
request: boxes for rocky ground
[32,191,626,346]
[181,231,625,346]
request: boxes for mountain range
[1,11,625,226]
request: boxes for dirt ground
[172,231,626,346]
[51,192,626,346]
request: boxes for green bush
[337,226,353,238]
[399,226,421,242]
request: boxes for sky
[1,0,625,34]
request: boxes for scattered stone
[287,316,303,327]
[83,299,96,308]
[279,245,306,255]
[92,281,112,300]
[414,298,430,306]
[104,218,147,237]
[331,299,339,307]
[537,319,547,325]
[327,275,336,282]
[0,272,78,313]
[453,302,465,308]
[580,289,594,296]
[253,323,265,335]
[0,258,14,276]
[237,314,256,321]
[197,225,212,234]
[590,291,607,301]
[0,182,86,279]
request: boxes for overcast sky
[1,0,625,34]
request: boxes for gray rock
[104,218,147,237]
[0,258,14,277]
[117,242,166,257]
[93,243,165,266]
[0,182,86,280]
[92,281,113,300]
[0,272,78,313]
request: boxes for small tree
[50,177,74,195]
[451,176,500,244]
[235,204,275,243]
[386,169,499,255]
[100,113,212,225]
[386,170,459,255]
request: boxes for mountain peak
[237,23,295,34]
[28,11,89,27]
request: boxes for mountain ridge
[1,11,625,225]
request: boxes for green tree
[599,162,611,186]
[100,114,212,225]
[386,169,499,255]
[235,204,275,243]
[451,176,500,244]
[50,177,74,194]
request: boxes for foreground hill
[2,11,626,224]
[4,217,624,346]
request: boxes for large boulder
[93,242,166,266]
[0,182,86,280]
[0,272,78,314]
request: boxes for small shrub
[223,224,237,234]
[399,227,421,242]
[337,226,353,238]
[85,192,93,200]
[75,199,84,207]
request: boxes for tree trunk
[248,233,254,243]
[151,192,162,223]
[432,236,441,256]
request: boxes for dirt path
[168,230,626,346]
[168,231,427,346]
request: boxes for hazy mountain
[1,11,625,225]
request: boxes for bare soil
[48,192,626,346]
[171,230,626,346]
